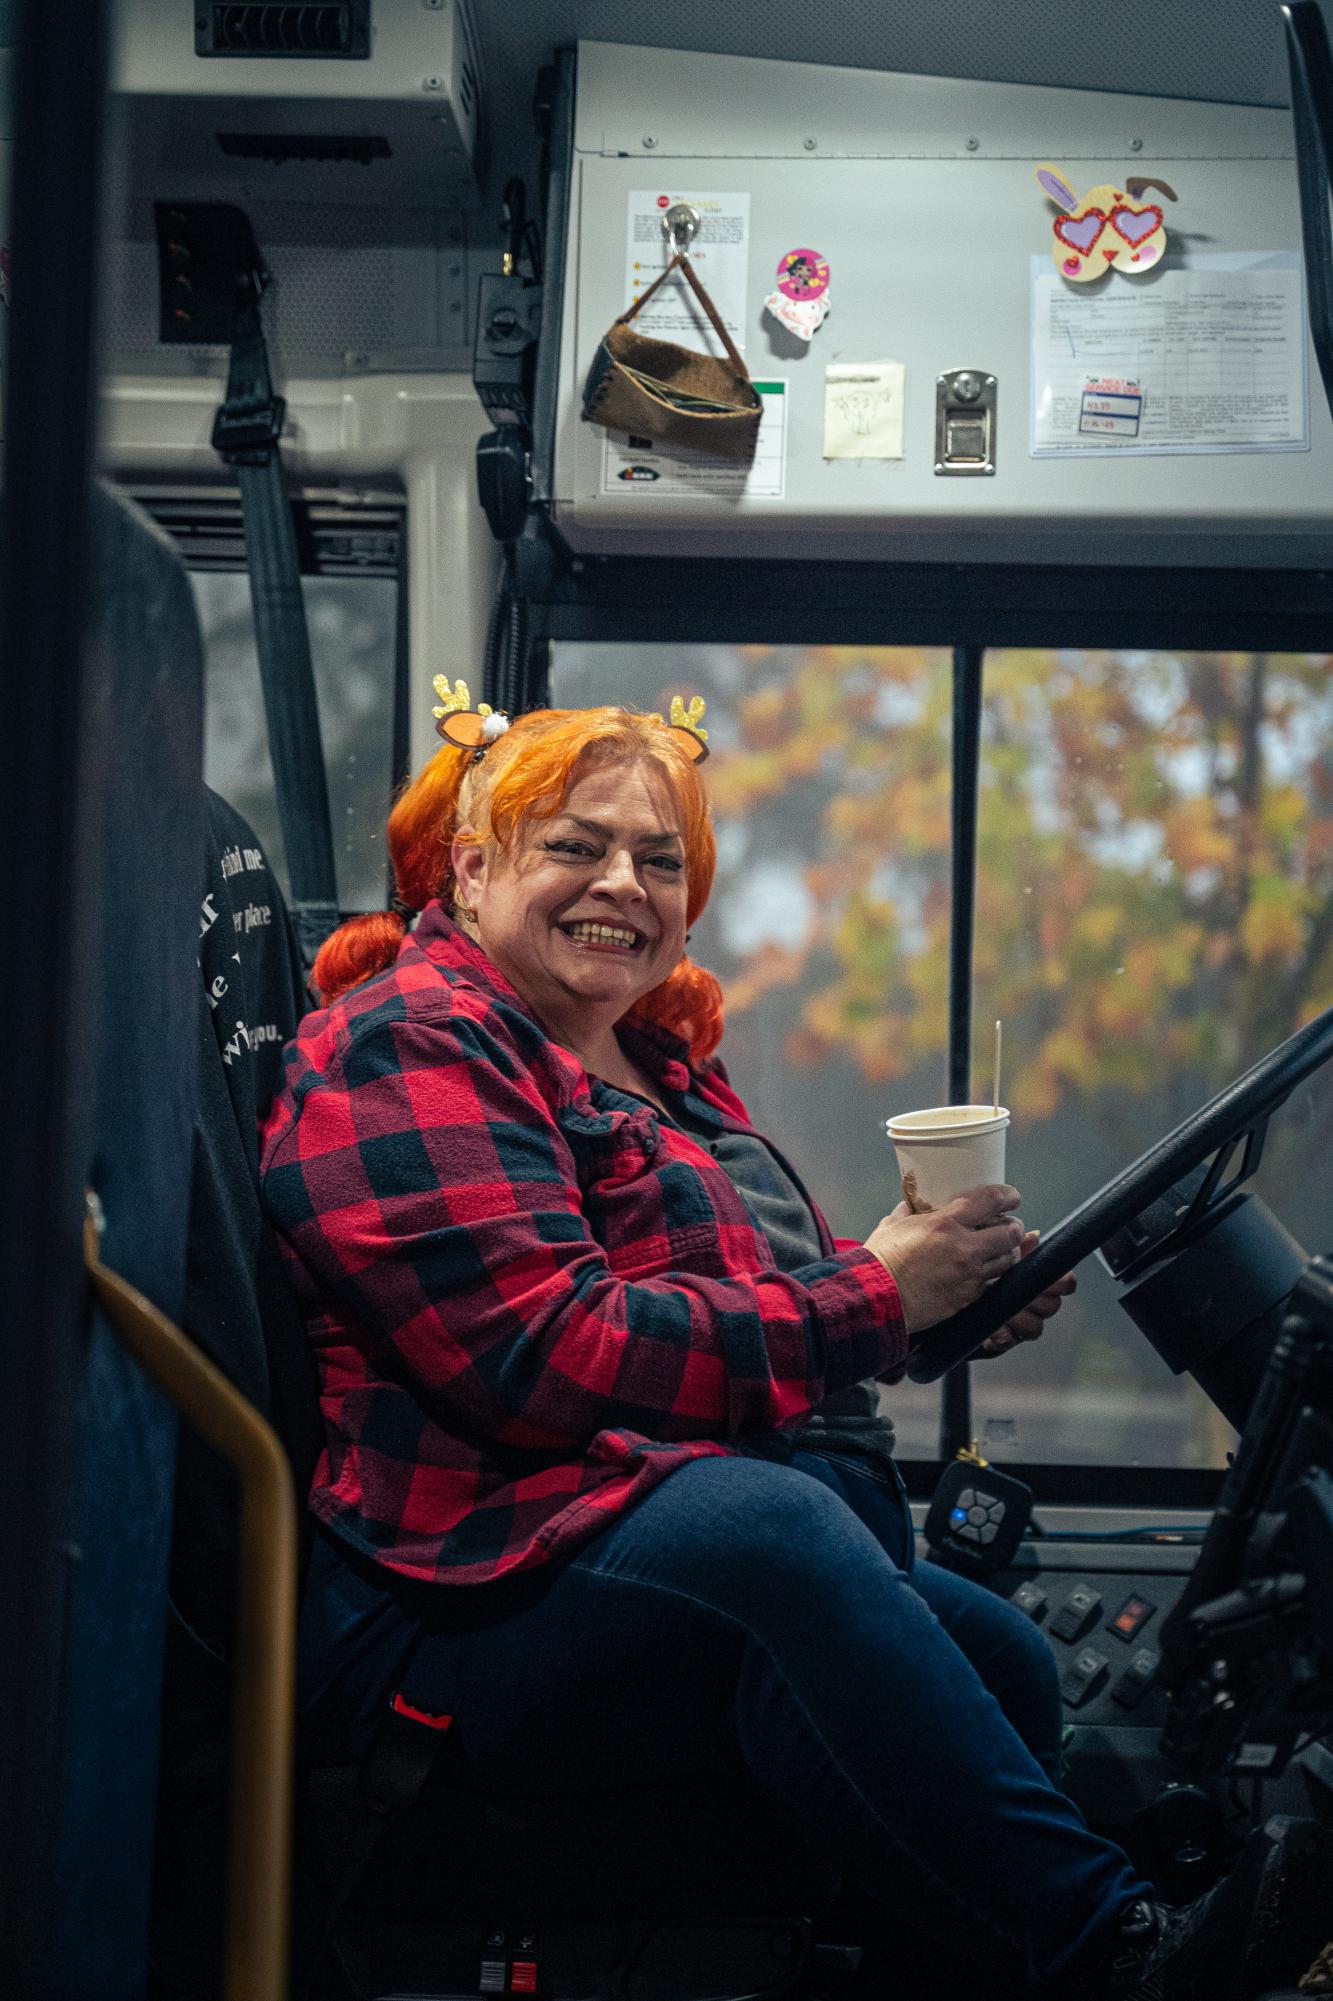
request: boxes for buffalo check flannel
[260,903,906,1587]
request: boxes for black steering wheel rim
[904,1001,1333,1383]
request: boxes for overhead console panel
[114,0,482,209]
[553,42,1329,569]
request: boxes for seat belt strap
[299,1677,456,1997]
[212,301,341,972]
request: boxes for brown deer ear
[436,711,490,748]
[668,725,709,764]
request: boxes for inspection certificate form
[1030,252,1308,456]
[599,379,787,498]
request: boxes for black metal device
[154,200,268,347]
[1100,1169,1311,1433]
[1159,1257,1333,1776]
[473,274,543,429]
[923,1450,1033,1574]
[476,429,531,545]
[473,177,544,543]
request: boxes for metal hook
[661,202,701,258]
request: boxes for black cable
[481,556,509,710]
[501,589,530,718]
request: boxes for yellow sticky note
[823,361,904,459]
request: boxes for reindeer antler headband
[432,681,710,763]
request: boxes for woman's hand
[864,1185,1027,1334]
[976,1230,1077,1358]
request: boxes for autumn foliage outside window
[559,642,1333,1467]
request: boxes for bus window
[970,647,1333,1470]
[127,487,405,916]
[552,640,1333,1473]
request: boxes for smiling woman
[311,701,726,1056]
[256,696,1333,2001]
[452,761,693,1100]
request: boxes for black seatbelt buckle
[211,393,287,463]
[359,1690,455,1820]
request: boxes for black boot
[1107,1815,1333,2001]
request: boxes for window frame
[121,480,412,915]
[540,574,1333,1511]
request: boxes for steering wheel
[905,1001,1333,1382]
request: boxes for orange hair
[313,706,725,1063]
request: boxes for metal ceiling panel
[475,0,1323,115]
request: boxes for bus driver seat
[167,796,850,2001]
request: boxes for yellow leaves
[705,642,1333,1121]
[1073,905,1121,955]
[1239,876,1306,966]
[706,751,787,814]
[1163,797,1236,876]
[1261,783,1308,850]
[737,685,787,748]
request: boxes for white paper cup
[885,1105,1010,1213]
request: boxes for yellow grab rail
[84,1199,297,2001]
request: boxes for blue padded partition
[49,484,204,1998]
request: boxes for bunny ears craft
[432,681,710,763]
[1037,165,1174,282]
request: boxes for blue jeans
[301,1451,1149,1997]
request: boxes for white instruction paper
[626,191,750,357]
[823,362,905,459]
[1031,253,1308,456]
[600,379,787,499]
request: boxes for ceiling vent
[196,5,371,60]
[215,131,391,165]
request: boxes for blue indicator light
[950,1507,968,1525]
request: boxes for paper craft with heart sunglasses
[1036,163,1174,283]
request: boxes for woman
[261,698,1331,2001]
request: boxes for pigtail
[633,955,726,1066]
[312,743,474,1005]
[313,912,408,1005]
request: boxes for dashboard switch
[1111,1648,1161,1710]
[1060,1646,1111,1709]
[1050,1585,1103,1643]
[1010,1579,1048,1623]
[1108,1593,1157,1643]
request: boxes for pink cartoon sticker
[776,248,829,302]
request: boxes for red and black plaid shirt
[260,904,906,1586]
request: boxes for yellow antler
[432,676,494,722]
[669,694,708,742]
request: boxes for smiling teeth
[566,922,639,947]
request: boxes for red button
[510,1962,538,1992]
[1107,1594,1155,1642]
